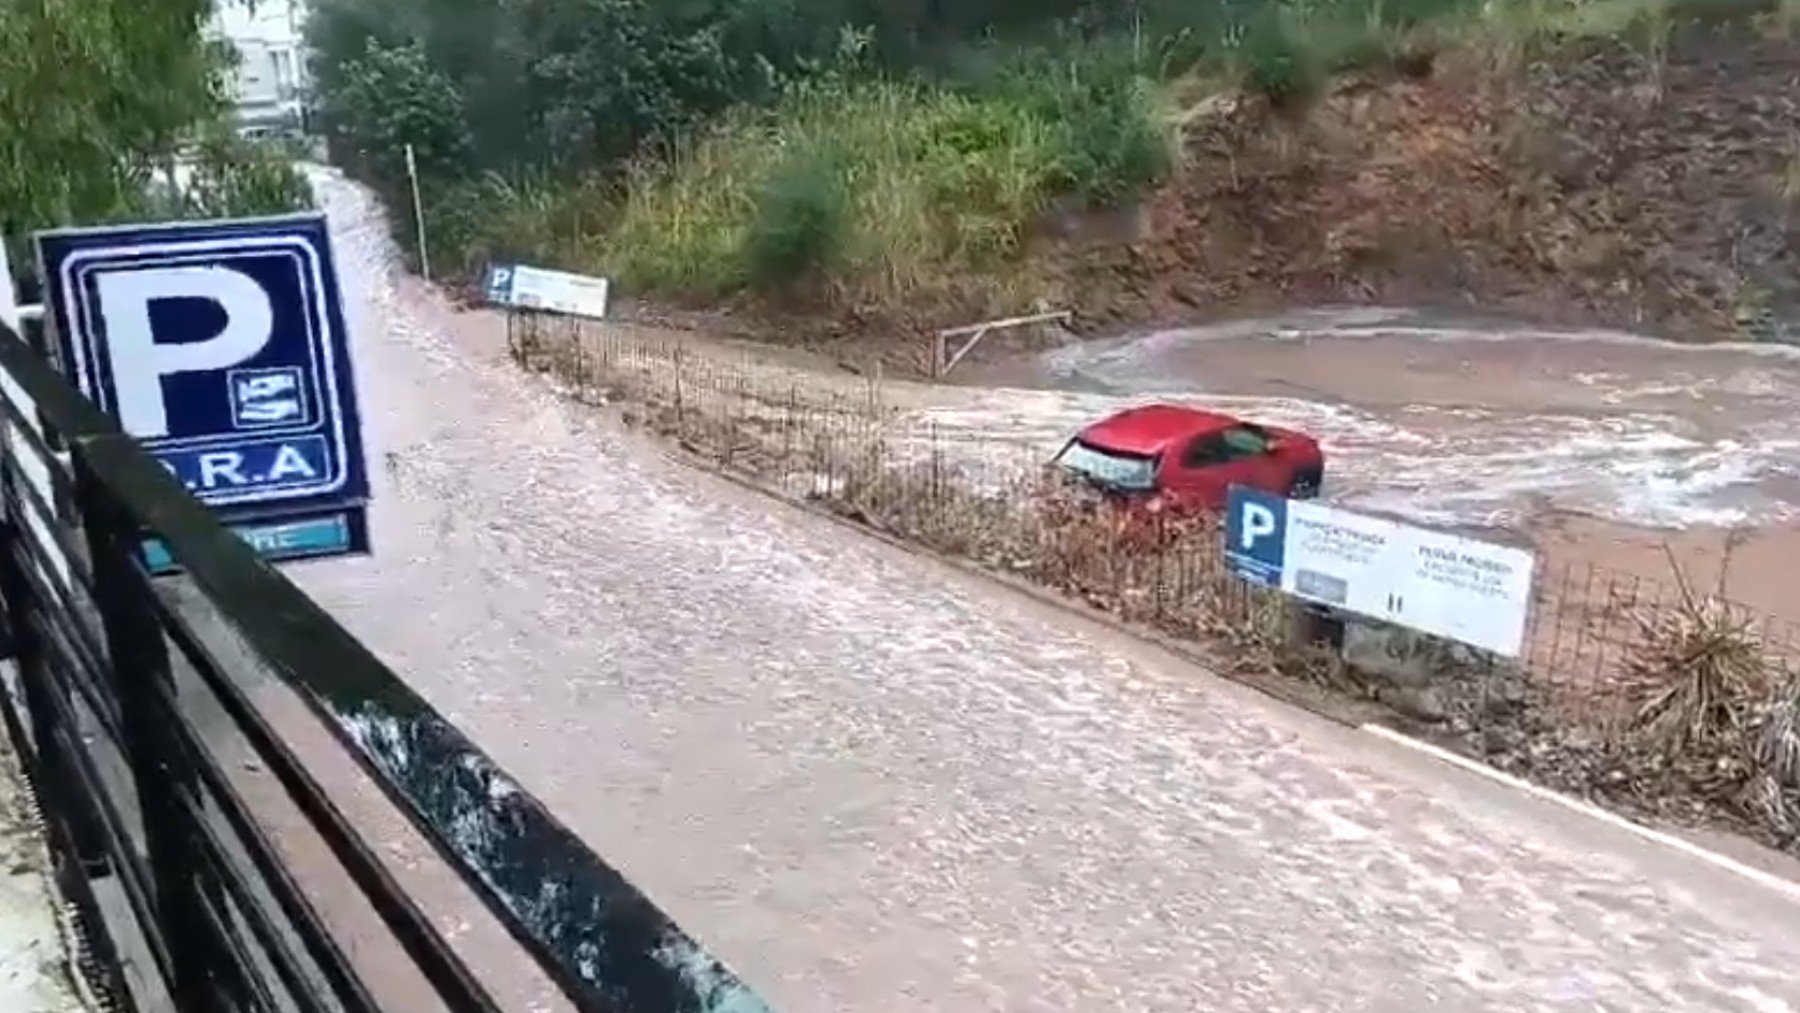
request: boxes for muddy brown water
[239,167,1800,1011]
[946,308,1800,620]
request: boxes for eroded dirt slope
[1057,32,1800,343]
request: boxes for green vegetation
[309,1,1185,304]
[309,0,1779,313]
[0,0,218,230]
[162,127,318,219]
[573,61,1166,303]
[0,0,312,238]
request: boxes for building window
[272,49,294,98]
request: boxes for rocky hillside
[1056,29,1800,343]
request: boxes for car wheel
[1289,471,1322,499]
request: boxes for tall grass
[573,57,1169,306]
[1209,0,1742,100]
[415,0,1748,307]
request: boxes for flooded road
[291,169,1800,1011]
[948,308,1800,533]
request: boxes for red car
[1051,404,1324,515]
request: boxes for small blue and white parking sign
[1224,485,1288,588]
[482,263,516,304]
[37,213,370,570]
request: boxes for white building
[206,0,311,136]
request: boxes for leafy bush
[167,129,315,219]
[744,151,849,289]
[420,43,1171,309]
[997,46,1172,203]
[321,37,472,184]
[591,78,1054,302]
[1239,9,1326,104]
[415,170,616,277]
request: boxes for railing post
[74,450,218,1010]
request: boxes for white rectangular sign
[483,262,610,320]
[1392,525,1537,657]
[1227,486,1535,657]
[1280,500,1403,621]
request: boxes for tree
[308,0,846,175]
[323,37,474,181]
[0,0,223,231]
[309,0,535,171]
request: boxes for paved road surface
[286,169,1800,1012]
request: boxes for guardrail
[0,319,771,1012]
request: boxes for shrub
[1050,67,1172,204]
[379,31,1174,308]
[911,92,1056,258]
[1624,552,1770,753]
[322,37,472,185]
[173,129,316,218]
[1753,671,1800,790]
[743,149,849,289]
[603,128,765,296]
[996,44,1173,204]
[586,79,1055,302]
[1239,10,1324,105]
[414,170,616,277]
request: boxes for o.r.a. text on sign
[37,213,371,568]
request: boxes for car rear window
[1055,440,1156,491]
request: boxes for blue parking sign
[1224,485,1288,588]
[482,263,516,304]
[37,213,370,569]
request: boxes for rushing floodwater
[936,308,1800,533]
[290,168,1800,1011]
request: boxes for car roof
[1075,404,1241,456]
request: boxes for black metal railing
[0,320,772,1013]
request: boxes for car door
[1163,427,1280,508]
[1162,433,1250,509]
[1219,425,1290,493]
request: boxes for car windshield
[1055,440,1156,491]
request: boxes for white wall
[206,0,310,126]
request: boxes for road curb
[1362,722,1800,901]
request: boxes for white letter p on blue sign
[1224,485,1288,589]
[96,265,274,439]
[1241,502,1277,549]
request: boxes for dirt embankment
[1057,30,1800,343]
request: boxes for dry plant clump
[1606,545,1800,843]
[1747,670,1800,836]
[1622,547,1769,753]
[1753,671,1800,788]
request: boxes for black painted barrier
[0,321,772,1013]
